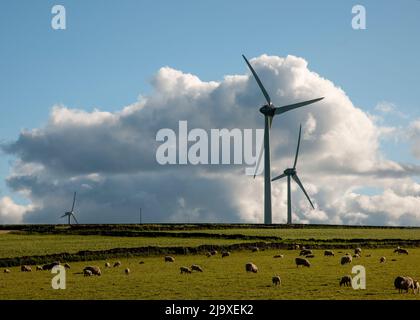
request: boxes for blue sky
[0,0,420,224]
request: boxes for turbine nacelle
[284,168,296,176]
[259,104,275,116]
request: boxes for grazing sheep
[380,256,386,263]
[206,252,212,258]
[394,276,414,293]
[139,261,145,264]
[251,247,259,252]
[273,254,284,259]
[64,263,71,269]
[324,250,334,257]
[105,262,111,268]
[245,262,258,273]
[180,266,192,274]
[164,256,175,263]
[306,254,315,258]
[293,244,300,250]
[83,266,101,276]
[4,269,10,273]
[295,257,311,268]
[340,275,352,287]
[394,248,409,255]
[113,261,121,267]
[21,265,32,272]
[353,254,360,259]
[354,248,362,256]
[191,264,203,272]
[341,255,352,265]
[42,261,60,271]
[221,251,230,258]
[272,275,281,286]
[36,266,43,271]
[210,250,218,256]
[299,249,313,256]
[84,269,93,277]
[125,268,130,275]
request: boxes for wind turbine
[61,192,79,225]
[272,124,314,224]
[242,54,323,224]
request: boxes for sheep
[272,275,281,286]
[113,261,122,267]
[353,254,360,259]
[324,250,335,257]
[354,248,362,256]
[64,263,71,269]
[84,269,93,277]
[306,254,315,258]
[293,244,300,250]
[245,262,258,273]
[42,261,60,270]
[210,250,218,256]
[206,252,212,258]
[4,269,10,273]
[394,248,409,255]
[83,266,101,276]
[380,256,386,263]
[251,247,259,252]
[36,265,43,271]
[191,264,203,272]
[341,255,352,265]
[164,256,175,263]
[221,251,231,258]
[139,261,145,264]
[295,257,311,268]
[299,249,312,256]
[366,254,372,257]
[180,266,192,274]
[273,254,284,259]
[394,276,414,293]
[105,262,111,268]
[340,275,352,287]
[21,265,32,272]
[125,268,130,275]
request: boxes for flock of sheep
[2,245,419,295]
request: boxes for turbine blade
[71,192,76,211]
[274,97,324,115]
[72,214,79,224]
[293,124,302,169]
[271,173,287,182]
[253,138,264,178]
[242,54,271,105]
[292,174,314,209]
[60,214,67,218]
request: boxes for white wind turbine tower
[242,54,323,224]
[272,124,314,224]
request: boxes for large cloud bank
[2,55,420,225]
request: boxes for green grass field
[168,228,420,240]
[1,248,419,299]
[0,233,254,259]
[0,226,419,299]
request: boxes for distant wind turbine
[242,54,323,224]
[61,192,79,225]
[272,125,314,224]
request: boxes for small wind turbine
[272,125,314,224]
[61,192,79,225]
[242,54,323,224]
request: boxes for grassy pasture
[0,233,254,259]
[167,228,420,240]
[1,248,419,300]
